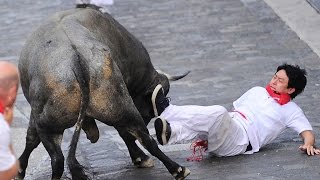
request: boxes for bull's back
[18,9,84,123]
[20,7,153,96]
[18,7,141,125]
[60,8,155,86]
[19,8,79,72]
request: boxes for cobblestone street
[1,0,320,179]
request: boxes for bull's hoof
[86,132,99,143]
[172,166,191,180]
[133,157,155,168]
[15,171,25,180]
[14,175,23,180]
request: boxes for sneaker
[151,84,170,117]
[154,117,171,145]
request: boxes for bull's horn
[157,70,190,81]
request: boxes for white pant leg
[75,0,90,4]
[160,104,229,144]
[207,112,249,156]
[76,0,114,5]
[160,105,249,156]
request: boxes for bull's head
[133,70,190,125]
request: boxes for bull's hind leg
[115,127,154,168]
[117,124,190,180]
[17,117,40,179]
[38,131,64,179]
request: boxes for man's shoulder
[282,101,303,112]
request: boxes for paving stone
[2,0,320,179]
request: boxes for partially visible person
[75,0,114,5]
[151,63,320,159]
[75,0,114,13]
[0,61,20,180]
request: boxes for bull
[17,4,190,180]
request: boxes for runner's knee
[213,105,228,116]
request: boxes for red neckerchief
[265,85,291,105]
[0,100,4,113]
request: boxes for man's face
[269,69,295,94]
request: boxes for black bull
[18,5,190,180]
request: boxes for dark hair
[277,63,307,99]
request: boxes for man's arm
[0,160,19,180]
[0,107,19,179]
[0,142,19,180]
[0,143,19,180]
[299,130,320,156]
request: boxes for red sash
[265,85,291,105]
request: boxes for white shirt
[0,113,16,171]
[233,86,312,153]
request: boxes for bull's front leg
[115,127,154,167]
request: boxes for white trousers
[160,104,249,156]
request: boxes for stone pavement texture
[0,0,320,179]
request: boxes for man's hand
[299,144,320,156]
[3,107,13,125]
[299,130,320,156]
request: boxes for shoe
[151,84,170,117]
[154,117,171,145]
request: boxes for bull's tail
[67,45,91,180]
